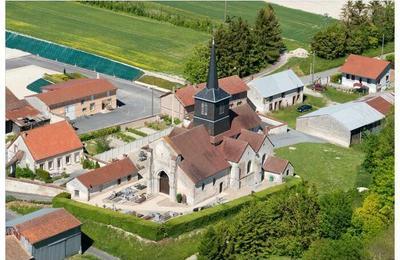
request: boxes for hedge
[53,178,301,240]
[126,128,148,137]
[79,126,121,142]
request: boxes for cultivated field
[6,1,334,75]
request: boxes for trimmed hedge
[126,128,148,137]
[79,126,121,142]
[53,178,301,240]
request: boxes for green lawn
[322,87,364,103]
[275,41,395,76]
[269,95,327,128]
[137,75,183,91]
[6,1,208,75]
[159,1,335,44]
[275,143,365,194]
[82,220,201,260]
[7,201,48,215]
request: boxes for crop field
[6,1,208,75]
[158,1,335,44]
[6,1,333,76]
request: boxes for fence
[6,31,144,81]
[95,127,174,162]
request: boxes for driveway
[269,128,326,148]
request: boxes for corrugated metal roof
[299,102,384,131]
[249,69,303,97]
[6,208,58,228]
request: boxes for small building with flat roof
[247,69,304,113]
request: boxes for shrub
[330,73,342,84]
[35,168,52,183]
[54,192,71,199]
[95,161,100,168]
[114,132,135,143]
[79,126,121,141]
[176,193,182,203]
[15,167,35,180]
[126,128,148,137]
[386,54,394,68]
[95,136,111,154]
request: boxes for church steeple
[193,38,231,137]
[206,38,219,90]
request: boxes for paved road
[300,67,340,86]
[6,54,162,134]
[269,128,326,148]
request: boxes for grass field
[6,1,208,75]
[275,143,365,194]
[6,1,333,76]
[137,75,183,91]
[322,87,364,103]
[269,95,327,128]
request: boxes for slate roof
[263,156,289,174]
[298,101,385,131]
[217,137,250,163]
[20,120,83,161]
[340,54,390,80]
[168,125,231,183]
[248,69,303,98]
[15,208,81,245]
[6,235,32,260]
[31,78,117,108]
[175,75,248,107]
[76,158,138,188]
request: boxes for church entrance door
[159,171,170,195]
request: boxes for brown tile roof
[21,120,83,161]
[6,88,23,110]
[210,104,262,144]
[6,235,32,260]
[175,75,248,107]
[6,88,40,122]
[169,125,231,183]
[32,79,117,108]
[365,96,393,115]
[238,129,267,152]
[339,54,390,80]
[263,156,289,174]
[77,158,138,188]
[16,209,81,245]
[217,137,249,163]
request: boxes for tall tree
[183,44,210,84]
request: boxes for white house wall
[341,66,391,93]
[66,178,89,201]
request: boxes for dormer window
[201,102,208,115]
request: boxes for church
[146,40,294,205]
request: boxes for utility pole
[313,51,315,83]
[381,34,385,59]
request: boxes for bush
[386,54,394,68]
[79,126,120,141]
[95,136,111,154]
[81,158,97,169]
[176,193,182,203]
[15,167,35,180]
[126,128,148,137]
[95,161,100,168]
[54,192,71,199]
[35,168,52,183]
[330,73,342,84]
[114,132,135,143]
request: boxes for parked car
[297,104,312,113]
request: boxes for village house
[25,78,117,120]
[296,92,394,147]
[339,54,391,93]
[160,75,248,120]
[6,208,82,260]
[247,69,304,113]
[7,120,84,175]
[147,40,293,205]
[6,88,49,134]
[67,157,139,201]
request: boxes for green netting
[26,78,53,93]
[6,31,144,81]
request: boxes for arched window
[247,161,251,174]
[202,183,205,190]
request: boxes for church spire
[206,38,219,89]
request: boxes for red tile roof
[175,75,248,107]
[217,137,249,163]
[21,121,83,161]
[340,54,390,80]
[365,96,393,115]
[6,235,32,260]
[238,129,267,152]
[16,209,81,245]
[32,79,117,108]
[263,156,289,174]
[6,88,40,122]
[76,158,138,188]
[168,125,231,183]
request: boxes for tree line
[199,111,394,259]
[311,0,394,59]
[184,5,284,83]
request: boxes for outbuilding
[263,156,294,183]
[66,157,139,201]
[6,208,82,260]
[247,69,304,113]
